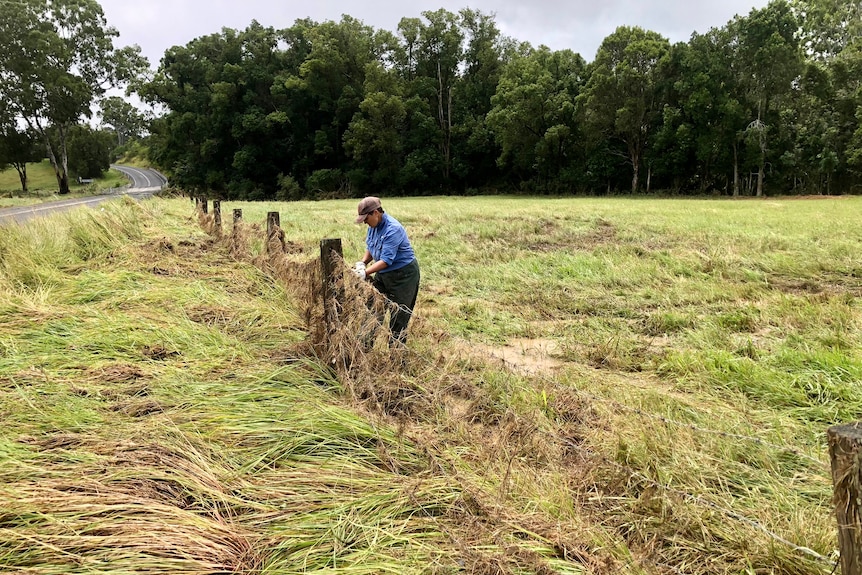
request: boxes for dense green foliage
[140,0,862,198]
[0,118,42,194]
[65,125,115,179]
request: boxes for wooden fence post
[213,200,221,228]
[266,212,280,236]
[320,238,343,335]
[829,422,862,575]
[233,209,242,225]
[266,212,281,254]
[200,198,208,214]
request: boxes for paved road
[111,164,168,190]
[0,165,167,225]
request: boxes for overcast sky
[99,0,771,69]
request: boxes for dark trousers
[372,259,420,344]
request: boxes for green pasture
[0,160,128,208]
[0,194,858,574]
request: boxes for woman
[353,196,420,345]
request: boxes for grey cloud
[100,0,769,67]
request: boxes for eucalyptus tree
[453,8,511,188]
[100,95,147,146]
[487,45,586,191]
[578,26,670,193]
[0,0,146,194]
[836,42,862,181]
[291,16,377,191]
[728,1,803,196]
[800,0,862,188]
[399,9,464,186]
[145,22,301,198]
[144,29,242,194]
[792,0,862,60]
[343,61,407,192]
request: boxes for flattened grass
[1,194,859,574]
[0,200,464,574]
[217,194,858,573]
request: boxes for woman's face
[365,210,382,228]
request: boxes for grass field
[0,160,129,208]
[0,194,859,574]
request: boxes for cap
[355,196,382,223]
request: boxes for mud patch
[474,338,564,375]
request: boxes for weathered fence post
[233,209,242,225]
[266,212,281,254]
[213,200,221,228]
[320,238,343,335]
[829,422,862,575]
[266,212,280,236]
[200,198,208,214]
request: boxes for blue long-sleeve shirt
[365,213,415,273]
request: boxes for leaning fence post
[829,422,862,575]
[320,238,343,335]
[213,200,221,228]
[200,198,208,214]
[233,209,242,225]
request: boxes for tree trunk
[437,60,452,183]
[756,165,764,197]
[755,103,766,198]
[58,123,71,195]
[38,122,71,195]
[732,142,740,198]
[43,135,65,193]
[13,163,28,194]
[756,137,765,197]
[630,145,640,193]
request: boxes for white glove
[353,261,366,281]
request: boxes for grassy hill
[0,160,129,208]
[1,194,858,574]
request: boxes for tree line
[2,0,861,198]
